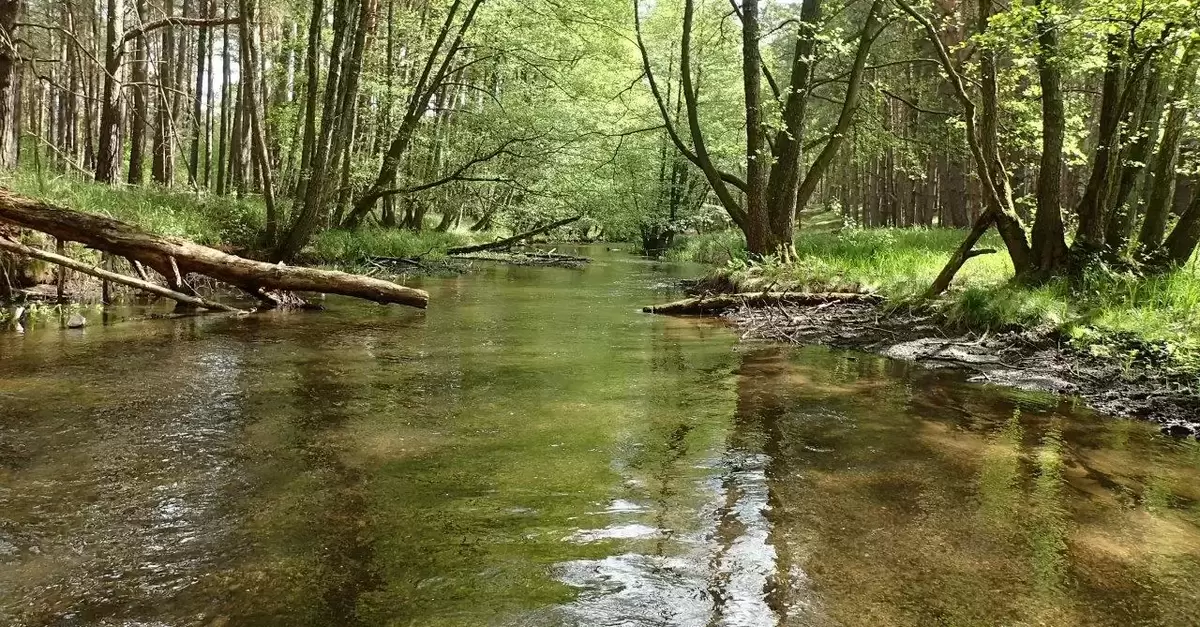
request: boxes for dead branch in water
[0,236,246,313]
[0,189,429,309]
[643,292,883,316]
[445,215,582,255]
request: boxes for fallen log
[451,250,590,268]
[643,292,883,316]
[0,189,429,309]
[0,236,246,313]
[445,215,582,255]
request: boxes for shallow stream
[2,247,1198,626]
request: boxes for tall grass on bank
[309,228,476,265]
[2,170,265,249]
[671,229,1200,371]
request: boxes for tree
[635,0,887,259]
[0,0,21,170]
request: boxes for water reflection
[2,249,1200,626]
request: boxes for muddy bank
[668,292,1200,438]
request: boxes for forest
[0,0,1196,354]
[5,1,1200,625]
[0,0,1190,254]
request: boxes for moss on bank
[670,229,1200,374]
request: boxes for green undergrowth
[2,170,265,249]
[0,171,502,267]
[671,229,1200,374]
[309,228,485,265]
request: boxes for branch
[879,87,956,116]
[0,236,245,313]
[727,0,782,101]
[120,16,241,48]
[632,0,749,200]
[371,138,528,200]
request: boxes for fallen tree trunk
[0,189,429,309]
[0,236,246,313]
[445,215,582,255]
[643,292,883,316]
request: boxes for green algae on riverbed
[1,247,1199,626]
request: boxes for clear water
[1,247,1198,626]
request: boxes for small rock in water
[66,313,87,329]
[1160,422,1195,439]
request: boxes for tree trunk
[1137,40,1200,255]
[1029,0,1068,278]
[94,0,125,183]
[0,0,21,169]
[188,0,209,184]
[344,0,487,230]
[128,0,149,185]
[216,2,231,194]
[238,0,277,244]
[0,189,429,308]
[293,0,323,201]
[1074,33,1128,254]
[152,0,176,185]
[1105,52,1168,253]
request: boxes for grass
[309,228,479,265]
[3,170,265,249]
[670,228,1200,373]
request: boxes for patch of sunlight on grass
[669,228,1200,371]
[0,169,265,248]
[309,227,500,265]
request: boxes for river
[1,246,1198,626]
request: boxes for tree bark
[127,0,149,185]
[1030,0,1068,277]
[1137,40,1200,255]
[152,0,177,185]
[1105,51,1168,252]
[1074,33,1128,254]
[0,0,21,169]
[293,0,323,201]
[188,0,209,184]
[238,0,277,244]
[94,0,124,183]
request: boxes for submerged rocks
[724,298,1200,437]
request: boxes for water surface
[2,247,1198,626]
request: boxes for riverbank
[0,174,536,305]
[667,229,1200,436]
